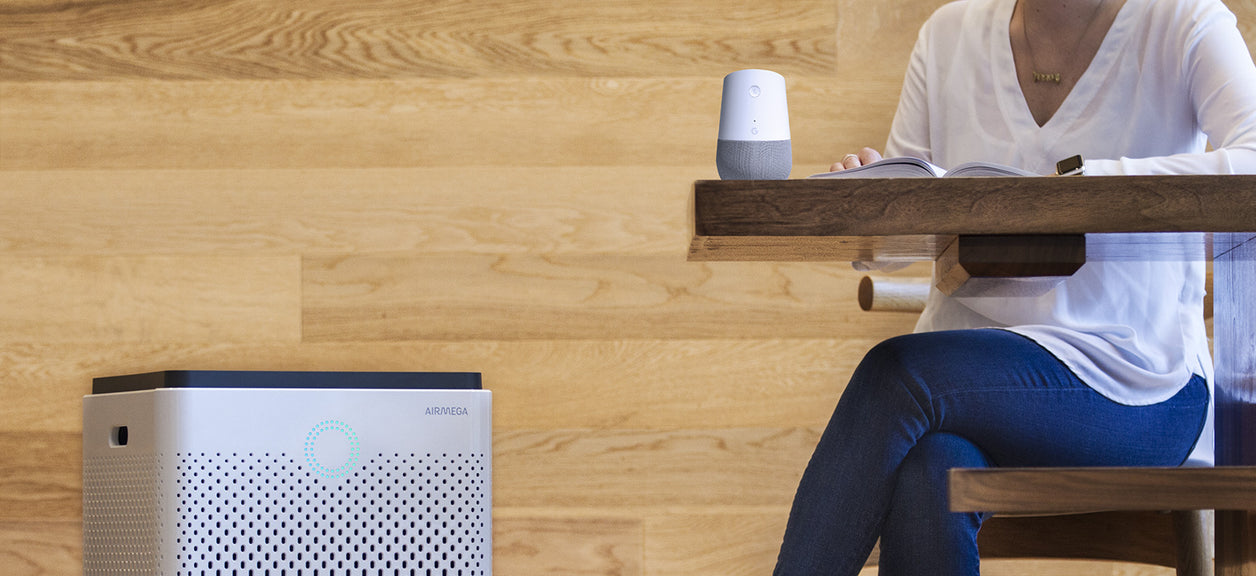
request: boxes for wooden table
[689,176,1256,574]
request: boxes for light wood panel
[3,0,1248,83]
[0,167,696,254]
[495,516,643,576]
[1231,0,1256,43]
[0,256,300,343]
[0,79,892,171]
[0,0,835,81]
[0,521,80,576]
[0,338,906,432]
[303,254,913,340]
[493,427,819,508]
[836,0,950,82]
[0,433,81,522]
[645,510,788,576]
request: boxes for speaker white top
[717,69,790,141]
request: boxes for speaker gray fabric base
[717,139,792,180]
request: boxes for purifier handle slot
[110,425,128,447]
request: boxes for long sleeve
[884,16,937,161]
[1086,0,1256,175]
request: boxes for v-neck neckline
[993,0,1140,134]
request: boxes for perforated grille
[83,454,165,574]
[87,452,490,576]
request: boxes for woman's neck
[1010,0,1127,126]
[1017,0,1110,31]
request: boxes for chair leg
[1174,510,1214,576]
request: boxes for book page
[808,157,943,178]
[944,161,1038,177]
[809,157,1039,178]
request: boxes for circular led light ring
[304,420,360,479]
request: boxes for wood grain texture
[645,510,788,576]
[0,256,301,343]
[0,339,895,432]
[0,433,81,521]
[0,521,80,576]
[303,253,912,340]
[691,178,1256,265]
[693,177,1256,237]
[494,516,642,576]
[1216,510,1256,576]
[0,79,885,171]
[836,0,950,81]
[1174,510,1217,576]
[691,233,1230,263]
[950,467,1256,513]
[0,0,835,81]
[691,234,955,262]
[494,427,819,508]
[0,167,698,255]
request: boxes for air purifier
[82,370,492,576]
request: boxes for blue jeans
[772,329,1209,576]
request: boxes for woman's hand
[830,147,883,172]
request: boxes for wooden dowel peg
[858,276,929,312]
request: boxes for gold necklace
[1021,0,1108,84]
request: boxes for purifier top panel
[91,370,483,394]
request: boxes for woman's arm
[884,18,934,161]
[1087,1,1256,175]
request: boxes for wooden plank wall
[1,0,1252,574]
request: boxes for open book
[810,156,1037,178]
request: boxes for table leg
[1217,511,1255,576]
[1214,233,1256,576]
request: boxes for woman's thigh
[853,329,1208,467]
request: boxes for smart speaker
[716,69,792,179]
[82,371,492,576]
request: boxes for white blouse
[884,0,1256,464]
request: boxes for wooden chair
[858,275,1215,576]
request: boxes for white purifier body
[82,371,492,576]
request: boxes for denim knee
[844,334,938,420]
[895,432,991,499]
